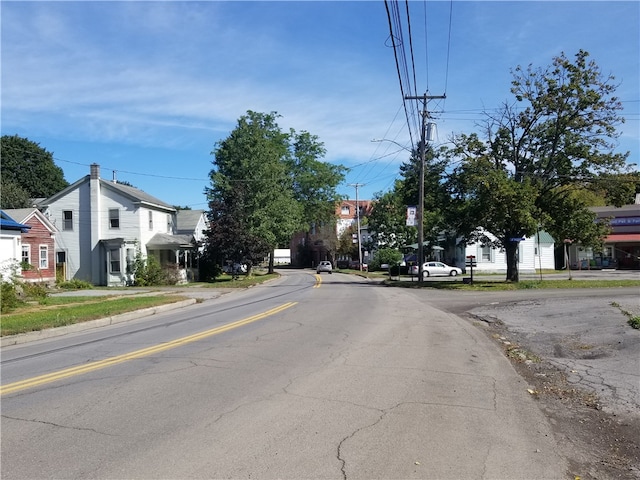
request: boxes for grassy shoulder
[1,272,279,337]
[1,295,190,336]
[383,278,640,290]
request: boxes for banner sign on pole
[406,206,417,226]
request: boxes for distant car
[316,261,333,274]
[409,261,462,277]
[348,260,368,271]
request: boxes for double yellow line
[314,274,322,288]
[1,302,297,396]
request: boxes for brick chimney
[90,163,100,180]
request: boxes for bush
[22,282,49,300]
[133,252,168,287]
[1,281,21,313]
[370,248,403,271]
[57,279,93,290]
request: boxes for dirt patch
[474,318,640,480]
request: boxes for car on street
[409,261,462,277]
[316,261,333,274]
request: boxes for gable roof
[39,169,175,213]
[0,210,31,232]
[176,209,206,234]
[3,208,57,233]
[103,181,175,212]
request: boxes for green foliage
[1,281,21,313]
[132,253,168,286]
[205,111,345,274]
[1,296,187,336]
[0,135,69,199]
[288,130,347,226]
[368,188,416,249]
[57,279,94,290]
[22,282,49,300]
[336,223,360,258]
[443,51,631,282]
[0,179,32,209]
[370,248,403,271]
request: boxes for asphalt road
[1,270,568,479]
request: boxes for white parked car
[409,262,462,277]
[316,261,333,274]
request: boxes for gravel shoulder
[468,295,640,480]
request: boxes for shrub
[133,254,168,286]
[57,279,93,290]
[22,282,49,300]
[1,281,21,313]
[370,248,403,271]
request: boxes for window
[110,249,121,273]
[480,245,492,262]
[148,211,153,230]
[109,209,120,229]
[22,245,31,266]
[166,214,171,233]
[341,206,350,215]
[39,245,48,269]
[126,248,135,274]
[63,211,73,231]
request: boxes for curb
[1,299,196,347]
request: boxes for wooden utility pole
[348,183,365,271]
[404,93,445,284]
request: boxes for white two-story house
[39,164,200,286]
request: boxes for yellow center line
[314,274,322,288]
[1,302,297,396]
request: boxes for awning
[605,233,640,243]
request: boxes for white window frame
[39,245,48,269]
[63,210,73,231]
[109,208,120,229]
[341,206,350,215]
[109,248,121,273]
[478,245,493,262]
[148,211,153,230]
[22,244,31,266]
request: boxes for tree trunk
[267,250,275,274]
[505,240,519,282]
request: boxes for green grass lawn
[1,295,190,336]
[1,272,280,337]
[384,278,640,290]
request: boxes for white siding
[464,230,555,274]
[0,232,22,281]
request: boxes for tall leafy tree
[367,186,415,250]
[0,179,31,209]
[444,51,632,281]
[285,130,346,267]
[205,111,302,275]
[288,131,346,226]
[1,135,68,201]
[204,111,344,275]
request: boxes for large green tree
[444,50,633,281]
[204,111,345,275]
[1,135,68,205]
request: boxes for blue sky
[2,1,638,208]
